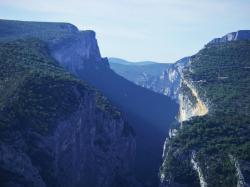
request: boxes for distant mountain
[109,57,158,65]
[207,30,250,45]
[110,57,190,99]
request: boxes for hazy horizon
[0,0,250,63]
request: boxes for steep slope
[160,38,250,187]
[110,57,189,99]
[0,19,179,187]
[163,57,190,99]
[50,31,178,187]
[208,30,250,45]
[0,39,136,187]
[109,59,170,93]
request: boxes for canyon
[0,19,250,187]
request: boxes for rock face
[52,96,136,187]
[160,32,250,187]
[109,61,171,97]
[35,21,178,187]
[0,19,179,187]
[0,19,109,71]
[50,30,110,74]
[207,30,250,45]
[165,57,190,100]
[0,23,136,187]
[110,57,190,100]
[0,95,136,187]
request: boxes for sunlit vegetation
[161,41,250,186]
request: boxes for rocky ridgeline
[160,31,250,187]
[207,30,250,45]
[0,20,136,187]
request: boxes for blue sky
[0,0,250,63]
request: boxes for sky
[0,0,250,63]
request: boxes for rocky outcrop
[191,152,207,187]
[35,21,178,187]
[0,19,179,187]
[0,19,109,72]
[0,91,136,187]
[50,30,110,74]
[229,155,247,187]
[160,32,250,187]
[54,93,135,187]
[109,61,172,97]
[207,30,250,45]
[0,26,136,187]
[53,92,136,187]
[110,57,190,100]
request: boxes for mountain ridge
[207,30,250,45]
[0,19,179,187]
[110,57,190,99]
[108,57,163,65]
[160,34,250,187]
[0,38,136,187]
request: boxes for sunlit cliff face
[179,80,208,122]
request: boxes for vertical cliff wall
[0,19,179,187]
[0,36,136,187]
[109,57,190,100]
[160,35,250,187]
[42,21,179,187]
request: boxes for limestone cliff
[160,33,250,187]
[109,57,190,100]
[0,34,136,187]
[208,30,250,45]
[0,19,179,187]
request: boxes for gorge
[0,19,178,187]
[110,30,250,187]
[0,19,250,187]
